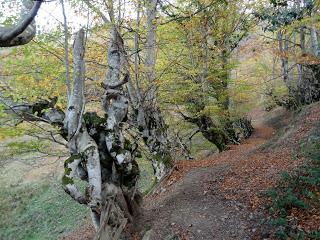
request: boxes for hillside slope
[134,104,320,240]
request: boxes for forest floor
[64,103,320,240]
[132,104,320,240]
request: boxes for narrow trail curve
[136,109,294,240]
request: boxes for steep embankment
[135,104,320,240]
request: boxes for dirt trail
[135,108,297,240]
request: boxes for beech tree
[2,0,141,237]
[257,0,320,107]
[157,0,254,151]
[131,0,173,180]
[1,0,174,237]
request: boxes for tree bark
[300,26,306,54]
[277,31,295,95]
[310,26,319,57]
[134,0,173,181]
[220,49,231,110]
[96,25,142,239]
[5,27,142,237]
[145,0,158,102]
[0,0,43,47]
[63,29,103,230]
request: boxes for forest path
[136,108,294,240]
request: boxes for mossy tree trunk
[133,0,173,181]
[7,28,142,239]
[180,110,253,152]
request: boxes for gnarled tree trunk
[5,28,142,239]
[180,111,253,152]
[94,26,142,238]
[133,0,173,181]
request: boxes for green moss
[64,154,81,168]
[142,176,158,196]
[204,128,227,152]
[124,138,132,150]
[6,140,49,154]
[62,155,81,186]
[0,126,25,139]
[136,149,142,158]
[83,112,106,126]
[137,156,154,194]
[153,152,172,167]
[62,175,74,186]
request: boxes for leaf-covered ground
[133,104,320,239]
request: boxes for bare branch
[60,0,71,97]
[101,73,129,89]
[83,0,110,24]
[0,0,43,47]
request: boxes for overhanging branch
[0,0,43,47]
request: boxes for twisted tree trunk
[134,0,173,181]
[5,28,141,238]
[94,26,142,238]
[180,111,253,152]
[277,31,293,95]
[310,26,319,57]
[63,29,103,229]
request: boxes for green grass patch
[0,125,25,140]
[6,140,50,155]
[0,181,89,240]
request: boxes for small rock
[142,230,154,240]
